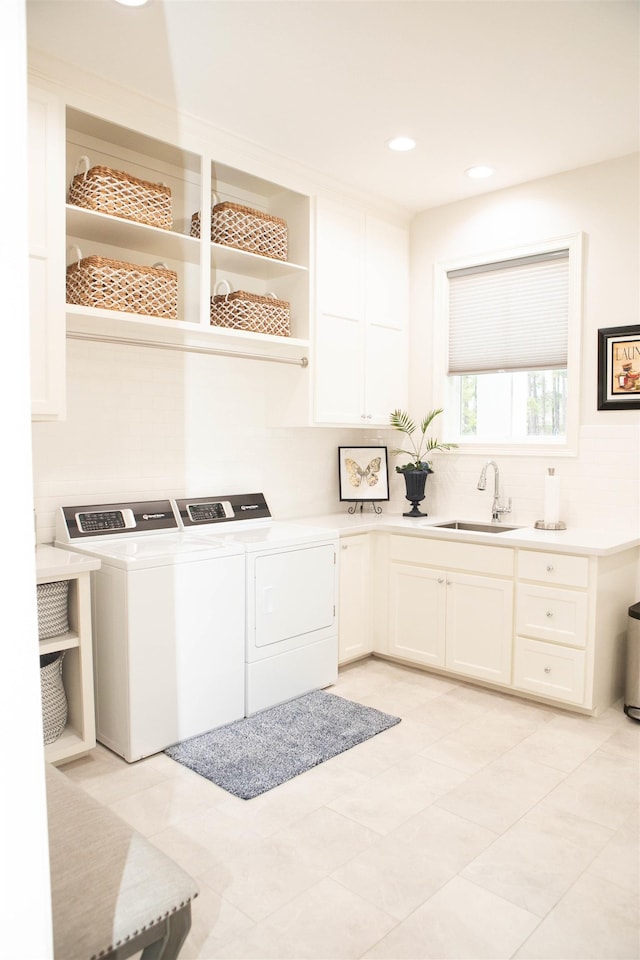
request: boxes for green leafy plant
[389,408,457,473]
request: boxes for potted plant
[389,408,457,517]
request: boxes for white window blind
[448,250,569,375]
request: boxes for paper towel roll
[543,469,560,526]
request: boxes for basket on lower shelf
[67,155,172,230]
[191,201,288,262]
[40,652,68,745]
[37,580,69,641]
[211,281,291,337]
[66,252,178,320]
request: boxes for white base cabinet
[512,547,636,711]
[338,534,374,664]
[386,535,514,686]
[374,532,637,715]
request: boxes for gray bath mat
[164,689,401,799]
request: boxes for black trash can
[624,602,640,721]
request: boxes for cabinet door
[314,199,366,423]
[364,217,408,422]
[388,562,446,666]
[339,535,373,664]
[313,200,409,426]
[28,86,65,419]
[445,572,513,685]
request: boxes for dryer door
[254,543,335,648]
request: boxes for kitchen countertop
[297,511,640,557]
[36,544,101,580]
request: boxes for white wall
[32,340,371,542]
[33,155,640,537]
[3,1,53,956]
[410,154,640,532]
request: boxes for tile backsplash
[32,340,639,543]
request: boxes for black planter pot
[402,469,432,517]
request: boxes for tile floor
[61,658,640,959]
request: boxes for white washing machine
[174,493,339,714]
[56,499,246,761]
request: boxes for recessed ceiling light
[465,165,495,179]
[113,0,150,6]
[387,136,416,152]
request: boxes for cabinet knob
[544,666,551,674]
[437,577,445,584]
[341,544,348,550]
[446,579,452,586]
[546,565,554,573]
[546,610,553,618]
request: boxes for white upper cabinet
[313,198,409,426]
[363,215,410,424]
[29,86,65,420]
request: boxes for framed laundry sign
[338,446,389,512]
[598,325,640,410]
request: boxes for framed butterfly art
[338,446,389,508]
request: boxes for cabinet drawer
[516,584,588,648]
[390,535,513,577]
[514,636,586,705]
[517,550,588,588]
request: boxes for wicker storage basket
[191,201,287,261]
[40,652,68,745]
[66,252,178,319]
[37,581,69,641]
[68,155,172,230]
[211,281,290,337]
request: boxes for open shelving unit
[64,107,311,365]
[36,546,99,765]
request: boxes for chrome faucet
[477,460,512,522]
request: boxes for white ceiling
[26,0,640,214]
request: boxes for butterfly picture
[345,457,382,488]
[338,447,389,503]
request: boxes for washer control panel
[57,500,179,541]
[75,508,136,533]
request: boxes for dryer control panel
[175,492,272,528]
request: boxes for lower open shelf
[45,725,91,766]
[66,305,310,365]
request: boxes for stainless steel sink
[433,521,519,534]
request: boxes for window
[434,235,582,452]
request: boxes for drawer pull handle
[544,666,551,674]
[546,565,554,573]
[546,610,554,618]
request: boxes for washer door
[253,543,335,648]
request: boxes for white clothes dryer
[56,499,246,761]
[174,493,339,714]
